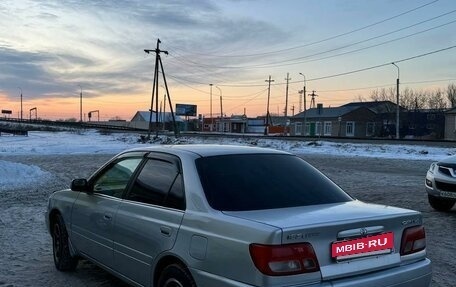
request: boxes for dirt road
[0,153,453,287]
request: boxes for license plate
[332,232,394,260]
[440,191,456,199]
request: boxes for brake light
[249,243,320,276]
[400,225,426,255]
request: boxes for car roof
[125,144,290,157]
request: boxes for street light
[209,84,213,131]
[392,63,400,139]
[17,87,23,121]
[78,85,83,122]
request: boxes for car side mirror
[71,178,89,192]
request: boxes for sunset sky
[1,0,455,121]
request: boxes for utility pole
[299,73,307,135]
[291,105,295,116]
[163,92,166,130]
[284,73,291,117]
[78,85,82,122]
[145,38,178,138]
[264,75,274,135]
[309,90,318,109]
[392,62,400,139]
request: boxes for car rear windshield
[196,154,353,211]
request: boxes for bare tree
[427,89,447,110]
[400,87,416,110]
[370,87,395,102]
[370,89,380,101]
[415,95,427,110]
[447,83,456,108]
[368,85,456,109]
[355,94,367,102]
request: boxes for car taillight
[400,225,426,256]
[249,243,320,276]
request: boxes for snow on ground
[0,160,52,191]
[0,130,144,155]
[1,130,455,191]
[0,130,455,160]
[1,130,454,286]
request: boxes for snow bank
[0,130,144,155]
[0,160,52,191]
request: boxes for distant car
[46,145,431,287]
[425,155,456,211]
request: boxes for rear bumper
[190,258,431,287]
[324,258,432,287]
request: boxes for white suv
[425,155,456,211]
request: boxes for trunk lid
[223,200,423,280]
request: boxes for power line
[166,73,212,95]
[173,16,456,70]
[403,78,456,85]
[165,0,439,58]
[394,45,456,64]
[224,89,267,114]
[222,89,269,99]
[311,78,456,93]
[246,12,456,68]
[253,18,456,69]
[165,45,456,88]
[307,44,456,82]
[166,54,236,84]
[167,73,270,100]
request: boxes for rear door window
[126,157,185,210]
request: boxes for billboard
[176,104,197,116]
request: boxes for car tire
[52,214,78,271]
[157,263,196,287]
[428,195,455,211]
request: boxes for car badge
[360,228,368,236]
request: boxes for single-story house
[290,105,378,138]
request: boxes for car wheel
[52,214,78,271]
[157,263,196,287]
[428,195,456,211]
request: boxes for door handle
[103,214,112,221]
[160,226,172,237]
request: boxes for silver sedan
[46,145,431,287]
[425,155,456,211]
